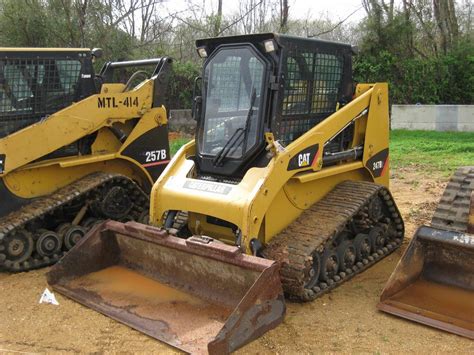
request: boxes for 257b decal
[97,96,139,108]
[145,149,167,163]
[142,149,170,168]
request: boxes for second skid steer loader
[48,33,404,353]
[0,48,172,272]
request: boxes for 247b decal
[366,148,389,178]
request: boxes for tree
[279,0,289,33]
[213,0,223,36]
[433,0,459,53]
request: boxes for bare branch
[308,6,362,38]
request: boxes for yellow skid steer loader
[379,166,474,339]
[48,34,404,353]
[0,48,172,272]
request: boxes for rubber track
[263,180,404,302]
[0,172,149,272]
[431,166,474,233]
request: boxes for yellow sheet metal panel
[3,159,147,198]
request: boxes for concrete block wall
[169,106,474,134]
[168,109,195,134]
[391,105,474,131]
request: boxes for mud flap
[378,225,474,339]
[47,221,285,354]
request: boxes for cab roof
[0,47,90,52]
[196,33,354,54]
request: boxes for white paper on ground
[39,288,59,305]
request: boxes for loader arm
[0,79,161,175]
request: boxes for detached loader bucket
[47,221,285,354]
[378,226,474,339]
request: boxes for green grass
[170,137,191,155]
[390,130,474,174]
[168,130,474,175]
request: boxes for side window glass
[282,57,308,115]
[4,64,32,101]
[312,54,343,114]
[56,60,82,93]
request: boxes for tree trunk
[75,0,89,48]
[433,0,459,53]
[279,0,289,33]
[214,0,223,36]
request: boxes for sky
[163,0,367,24]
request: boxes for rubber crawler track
[263,180,404,302]
[431,166,474,233]
[0,173,149,272]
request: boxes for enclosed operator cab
[193,33,355,179]
[0,48,102,138]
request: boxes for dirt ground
[1,167,473,354]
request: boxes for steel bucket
[47,221,285,354]
[378,225,474,339]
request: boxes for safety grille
[279,51,344,145]
[0,58,82,138]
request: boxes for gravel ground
[1,168,472,354]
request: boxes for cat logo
[287,144,319,171]
[298,153,311,167]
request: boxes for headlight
[197,47,208,58]
[263,40,276,53]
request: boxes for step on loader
[48,33,404,353]
[378,166,474,339]
[0,48,173,272]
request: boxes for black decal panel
[366,148,389,178]
[121,125,170,181]
[287,144,319,171]
[0,178,29,216]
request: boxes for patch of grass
[170,137,192,155]
[390,130,474,175]
[168,130,474,174]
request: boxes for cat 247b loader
[48,34,404,353]
[0,48,172,272]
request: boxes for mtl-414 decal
[97,96,139,109]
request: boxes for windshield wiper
[212,88,256,167]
